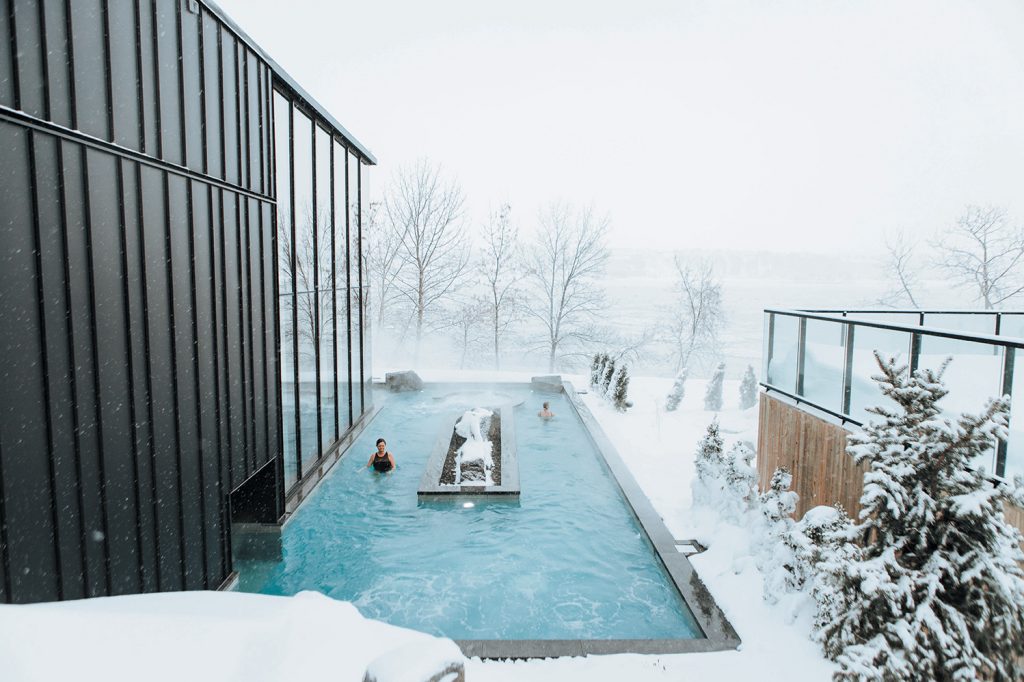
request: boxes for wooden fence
[756,392,1024,538]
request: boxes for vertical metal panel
[121,159,160,593]
[139,164,183,590]
[236,40,246,189]
[137,0,159,154]
[0,0,14,107]
[249,197,268,469]
[220,28,238,185]
[179,0,202,171]
[11,0,45,118]
[222,192,245,488]
[154,0,181,164]
[167,175,205,589]
[246,50,260,193]
[200,9,222,178]
[0,123,59,602]
[240,197,256,474]
[107,0,141,150]
[61,140,108,597]
[86,147,139,595]
[68,0,110,140]
[210,187,233,566]
[191,182,225,580]
[33,133,86,600]
[41,0,71,128]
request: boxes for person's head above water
[376,438,386,452]
[543,402,549,409]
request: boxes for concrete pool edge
[560,379,742,655]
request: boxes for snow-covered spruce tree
[612,365,630,411]
[704,361,725,411]
[602,357,616,394]
[719,441,757,523]
[754,467,808,603]
[665,368,688,412]
[691,419,725,509]
[590,353,603,388]
[814,353,1024,681]
[739,364,758,410]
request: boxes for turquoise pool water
[238,386,703,640]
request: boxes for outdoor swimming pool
[237,386,704,641]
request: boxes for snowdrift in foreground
[0,590,463,682]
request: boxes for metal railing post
[795,317,807,395]
[997,346,1015,478]
[842,322,855,415]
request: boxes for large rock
[386,370,424,392]
[530,375,563,392]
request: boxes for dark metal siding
[0,0,371,604]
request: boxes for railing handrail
[801,308,1024,315]
[765,308,1024,350]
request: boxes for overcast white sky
[217,0,1024,255]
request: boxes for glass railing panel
[918,337,1003,473]
[800,318,846,414]
[762,313,772,383]
[766,313,799,392]
[845,312,920,326]
[848,327,912,424]
[999,313,1024,340]
[922,312,997,335]
[1004,351,1024,480]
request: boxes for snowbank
[0,590,463,682]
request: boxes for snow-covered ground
[0,371,836,681]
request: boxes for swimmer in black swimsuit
[366,437,396,473]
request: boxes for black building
[0,0,375,603]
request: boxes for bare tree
[479,203,523,370]
[665,256,724,373]
[385,160,470,357]
[878,229,921,308]
[936,205,1024,309]
[524,203,609,372]
[363,200,405,326]
[444,297,490,369]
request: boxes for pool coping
[447,379,741,659]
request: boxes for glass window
[334,141,352,432]
[316,126,336,445]
[349,150,363,417]
[801,318,846,414]
[848,326,912,424]
[293,109,317,476]
[273,92,296,490]
[766,314,799,392]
